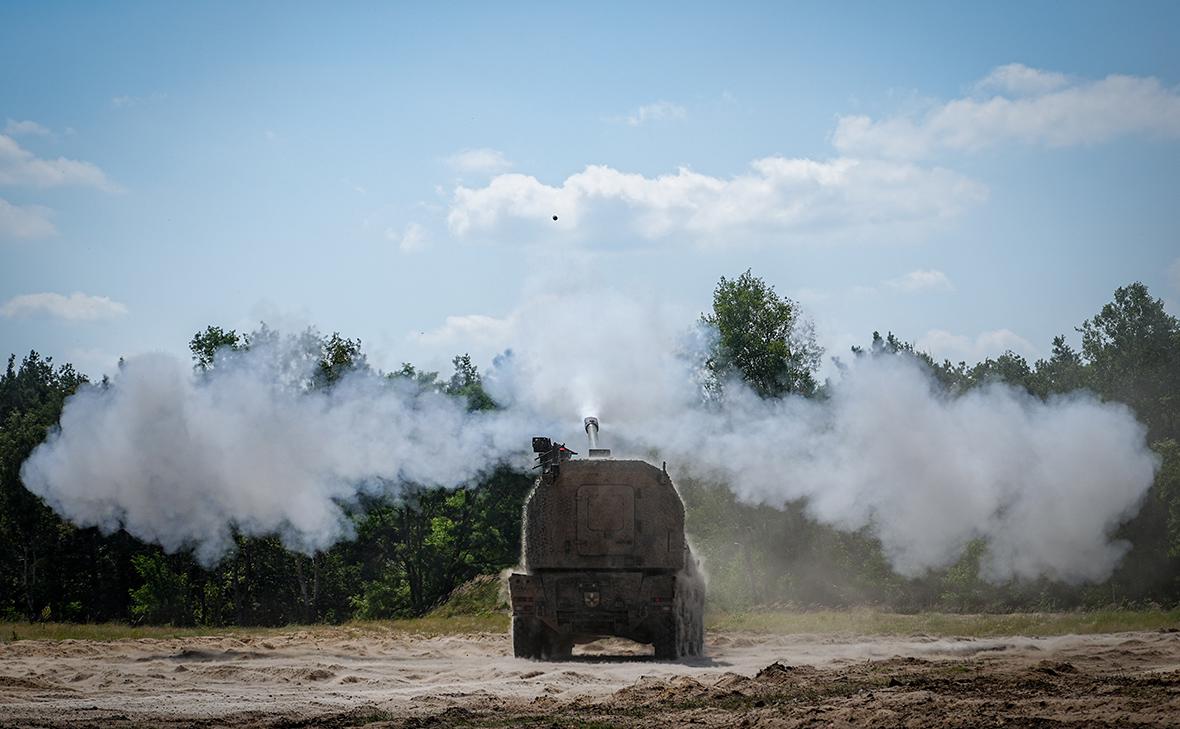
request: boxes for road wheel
[544,634,573,660]
[653,619,678,660]
[677,557,707,658]
[683,598,704,657]
[512,616,542,659]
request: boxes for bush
[129,553,191,625]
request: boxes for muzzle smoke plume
[21,336,543,565]
[21,292,1158,581]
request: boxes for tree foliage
[702,269,822,397]
[129,552,190,625]
[189,326,244,371]
[0,353,89,621]
[1079,282,1179,442]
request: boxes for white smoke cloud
[475,292,1155,582]
[20,335,543,565]
[21,292,1158,582]
[630,359,1153,582]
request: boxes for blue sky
[2,1,1179,379]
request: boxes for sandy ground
[1,627,1178,727]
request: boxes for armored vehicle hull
[509,454,705,660]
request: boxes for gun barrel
[583,416,600,449]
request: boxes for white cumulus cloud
[447,157,986,246]
[412,313,515,360]
[917,328,1038,364]
[385,222,429,253]
[886,269,954,293]
[4,119,51,136]
[0,197,56,239]
[0,134,119,191]
[1,292,128,321]
[973,64,1070,96]
[616,100,687,126]
[111,92,168,109]
[446,148,512,175]
[833,64,1180,159]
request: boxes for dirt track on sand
[1,628,1178,728]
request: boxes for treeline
[0,276,1177,625]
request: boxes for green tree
[1079,282,1179,442]
[446,354,496,411]
[702,269,822,398]
[315,332,366,387]
[0,353,88,621]
[128,552,191,625]
[968,352,1034,392]
[189,326,244,370]
[351,466,531,618]
[845,331,975,393]
[392,363,441,390]
[1030,335,1087,396]
[1155,440,1180,561]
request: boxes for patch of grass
[0,614,512,643]
[0,621,298,642]
[5,608,1175,643]
[706,608,1180,636]
[429,574,508,618]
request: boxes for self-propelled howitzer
[509,418,705,660]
